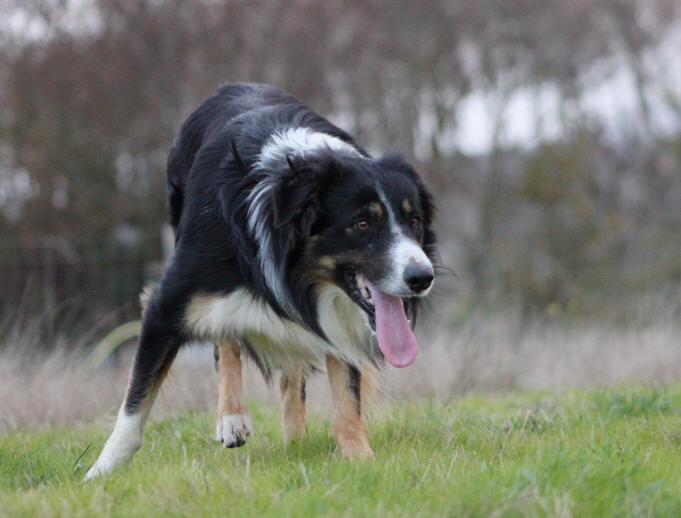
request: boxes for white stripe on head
[375,186,398,228]
[246,128,360,315]
[375,186,433,296]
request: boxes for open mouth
[343,268,376,329]
[341,267,419,368]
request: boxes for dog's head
[245,148,436,367]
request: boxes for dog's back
[166,83,301,234]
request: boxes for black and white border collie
[86,83,436,479]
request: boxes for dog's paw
[84,459,112,482]
[84,440,140,481]
[340,443,375,460]
[215,413,253,448]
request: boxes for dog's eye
[354,220,370,231]
[410,215,421,228]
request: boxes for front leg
[326,355,374,459]
[86,309,180,480]
[280,369,307,442]
[215,338,252,448]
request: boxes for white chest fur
[184,285,371,372]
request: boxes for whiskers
[433,264,457,279]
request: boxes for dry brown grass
[1,300,680,435]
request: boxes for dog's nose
[403,263,434,293]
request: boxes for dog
[85,83,436,480]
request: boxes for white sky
[447,21,681,156]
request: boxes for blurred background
[1,0,680,430]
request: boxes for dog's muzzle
[403,261,434,293]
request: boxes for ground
[2,386,681,517]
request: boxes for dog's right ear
[231,140,248,173]
[271,154,336,232]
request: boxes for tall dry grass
[1,290,680,435]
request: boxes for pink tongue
[366,282,419,368]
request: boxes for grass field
[3,385,681,517]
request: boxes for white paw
[84,438,140,481]
[84,459,112,482]
[215,413,253,448]
[84,410,144,481]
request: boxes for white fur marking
[376,186,398,229]
[375,187,433,296]
[246,128,360,315]
[246,177,287,311]
[186,287,370,372]
[256,127,359,170]
[384,236,433,295]
[84,405,148,481]
[215,414,253,446]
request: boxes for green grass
[3,386,681,517]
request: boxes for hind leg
[85,315,180,480]
[214,338,252,447]
[280,368,307,442]
[326,356,374,459]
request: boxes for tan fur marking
[368,202,383,217]
[215,338,248,422]
[184,294,222,334]
[279,370,307,442]
[401,198,412,213]
[326,356,374,459]
[317,255,336,271]
[358,362,377,416]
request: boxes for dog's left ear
[271,155,335,233]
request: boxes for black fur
[123,83,436,414]
[348,365,362,416]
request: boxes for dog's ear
[231,139,248,172]
[271,154,335,231]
